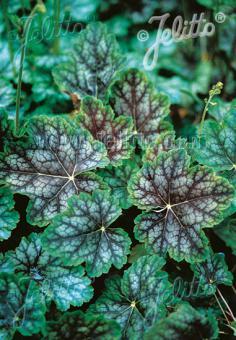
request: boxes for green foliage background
[0,0,235,339]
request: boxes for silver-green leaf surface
[5,233,93,311]
[53,22,123,99]
[90,255,172,339]
[129,149,234,262]
[0,274,46,338]
[0,116,109,226]
[42,190,131,277]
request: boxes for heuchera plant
[0,16,235,340]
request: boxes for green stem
[15,4,40,135]
[2,0,16,78]
[52,0,60,54]
[198,95,212,138]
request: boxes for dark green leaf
[145,303,218,340]
[0,274,46,338]
[45,310,121,340]
[0,187,19,241]
[98,156,140,209]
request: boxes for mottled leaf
[0,274,46,338]
[145,303,218,340]
[53,22,123,99]
[191,252,233,295]
[5,233,93,311]
[42,190,131,277]
[129,149,234,262]
[45,311,121,340]
[110,69,171,144]
[98,156,140,209]
[0,116,109,226]
[78,97,133,165]
[90,255,172,339]
[0,187,19,241]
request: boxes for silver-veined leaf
[129,149,234,262]
[0,274,46,338]
[0,116,109,226]
[90,255,172,339]
[143,131,186,163]
[77,96,133,166]
[191,252,233,295]
[5,233,93,311]
[110,69,171,145]
[53,22,123,99]
[42,190,131,277]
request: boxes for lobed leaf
[143,131,186,163]
[129,149,234,262]
[0,116,109,226]
[0,274,46,338]
[208,97,236,122]
[53,22,123,100]
[5,233,93,311]
[42,190,131,277]
[78,96,134,165]
[191,252,233,295]
[90,255,172,339]
[110,69,171,145]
